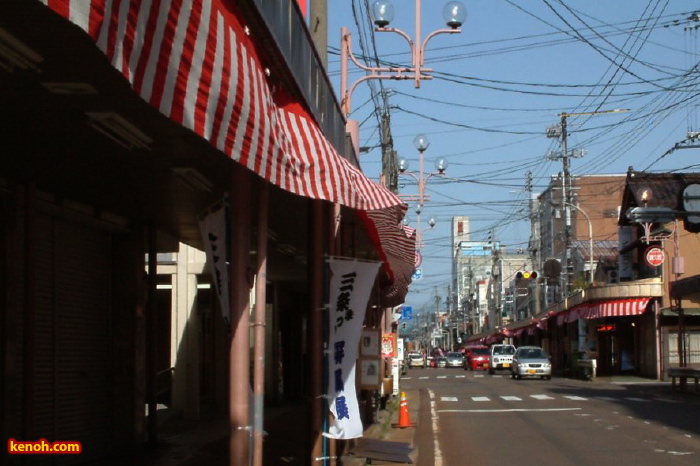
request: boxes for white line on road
[531,394,554,400]
[441,397,458,402]
[429,389,443,466]
[439,408,582,413]
[501,396,522,401]
[563,395,588,401]
[472,396,490,402]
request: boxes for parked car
[445,352,464,368]
[407,352,425,369]
[511,346,552,380]
[489,344,516,374]
[463,346,491,371]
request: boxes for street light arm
[398,171,420,185]
[341,26,419,115]
[376,27,416,54]
[420,28,460,68]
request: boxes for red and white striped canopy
[42,0,415,298]
[578,298,650,320]
[557,298,651,324]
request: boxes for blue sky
[325,1,700,311]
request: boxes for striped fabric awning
[578,298,650,320]
[557,298,651,324]
[42,0,415,297]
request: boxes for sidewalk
[97,392,420,465]
[340,391,419,465]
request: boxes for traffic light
[516,271,538,280]
[401,322,407,330]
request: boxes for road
[400,367,700,466]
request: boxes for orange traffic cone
[392,392,416,428]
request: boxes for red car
[463,346,491,371]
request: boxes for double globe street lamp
[398,134,447,256]
[340,0,467,115]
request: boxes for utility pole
[380,94,398,193]
[558,113,574,297]
[547,115,584,296]
[547,108,628,296]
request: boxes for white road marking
[563,395,588,401]
[501,396,522,401]
[472,396,490,402]
[623,397,650,402]
[441,397,458,402]
[531,394,554,400]
[440,408,582,413]
[455,375,466,379]
[429,389,443,466]
[419,376,430,379]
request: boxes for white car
[511,346,552,380]
[488,344,516,374]
[407,352,425,368]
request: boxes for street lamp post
[398,134,446,253]
[340,0,467,116]
[565,202,594,285]
[546,108,629,295]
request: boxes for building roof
[571,240,618,261]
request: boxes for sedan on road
[463,346,490,371]
[445,352,464,368]
[511,346,552,380]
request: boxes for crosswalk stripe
[472,396,490,402]
[501,396,521,401]
[441,397,458,402]
[531,394,554,400]
[563,395,588,401]
[623,397,650,402]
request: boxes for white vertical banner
[325,258,381,439]
[199,206,231,329]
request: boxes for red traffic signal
[516,271,538,280]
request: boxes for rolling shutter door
[28,214,112,465]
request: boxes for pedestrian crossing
[436,394,678,403]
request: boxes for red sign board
[645,246,665,267]
[415,250,422,268]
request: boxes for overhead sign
[402,306,413,320]
[645,246,665,267]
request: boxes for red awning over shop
[42,0,415,298]
[557,298,651,324]
[578,298,650,319]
